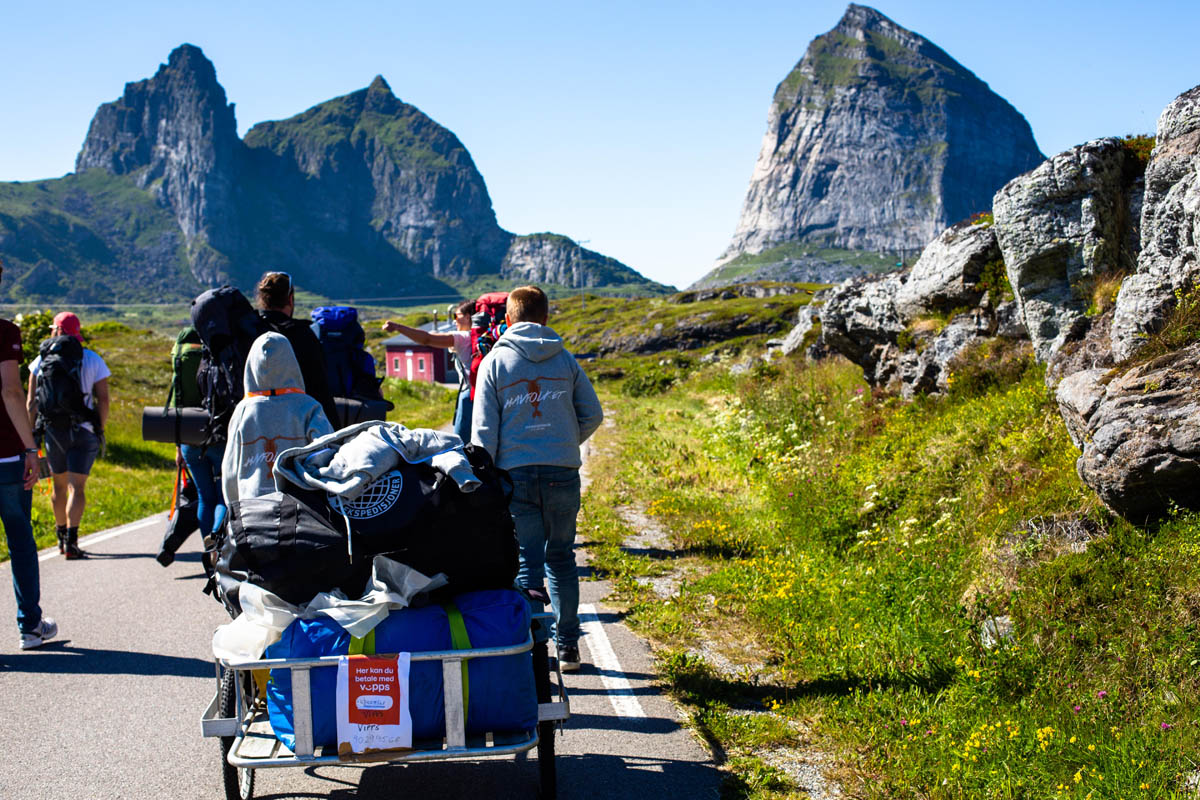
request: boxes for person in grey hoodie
[222,332,334,508]
[471,285,603,672]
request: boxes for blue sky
[1,0,1196,289]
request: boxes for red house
[382,329,453,384]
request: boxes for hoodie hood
[494,321,564,363]
[244,332,305,394]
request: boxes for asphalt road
[0,513,719,799]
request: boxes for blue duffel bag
[264,589,536,750]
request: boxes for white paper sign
[336,653,413,756]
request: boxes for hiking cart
[201,612,569,800]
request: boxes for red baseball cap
[53,312,83,342]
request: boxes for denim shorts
[43,425,101,475]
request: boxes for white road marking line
[579,603,646,718]
[37,514,167,562]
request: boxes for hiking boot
[557,646,582,673]
[64,528,87,560]
[55,526,67,555]
[19,617,58,650]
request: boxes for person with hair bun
[255,271,339,427]
[382,298,476,441]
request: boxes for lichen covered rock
[1057,344,1200,521]
[993,138,1136,363]
[1112,85,1200,359]
[895,221,1000,319]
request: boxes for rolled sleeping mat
[141,406,210,445]
[333,396,393,427]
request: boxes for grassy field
[580,350,1200,798]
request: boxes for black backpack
[190,287,268,446]
[34,335,100,434]
[310,306,383,400]
[211,492,372,617]
[283,445,518,602]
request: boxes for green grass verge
[581,349,1199,798]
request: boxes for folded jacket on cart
[273,421,478,499]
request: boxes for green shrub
[622,368,676,397]
[1121,280,1200,368]
[1121,133,1156,172]
[976,257,1013,308]
[945,338,1036,398]
[84,321,133,335]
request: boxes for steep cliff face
[242,76,511,285]
[501,233,669,290]
[75,44,239,283]
[717,4,1043,270]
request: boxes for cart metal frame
[201,612,569,798]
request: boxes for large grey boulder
[1057,343,1200,521]
[1111,85,1200,360]
[817,272,907,383]
[993,138,1136,363]
[781,299,823,356]
[1055,368,1109,449]
[815,219,1027,394]
[895,222,1000,318]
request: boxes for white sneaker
[19,617,58,650]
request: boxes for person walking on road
[382,299,475,441]
[26,311,109,560]
[471,286,603,672]
[0,262,58,648]
[255,272,340,428]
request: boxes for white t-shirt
[450,329,472,364]
[30,348,112,433]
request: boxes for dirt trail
[579,413,844,800]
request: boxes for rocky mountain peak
[74,43,239,281]
[833,4,949,65]
[0,45,669,303]
[716,4,1043,278]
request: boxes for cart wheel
[219,669,256,800]
[537,719,557,799]
[532,642,557,799]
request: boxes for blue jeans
[453,388,473,443]
[508,465,581,648]
[0,460,41,634]
[181,443,226,536]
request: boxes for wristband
[24,448,37,455]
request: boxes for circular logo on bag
[339,471,404,519]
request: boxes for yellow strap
[444,603,472,724]
[348,628,376,656]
